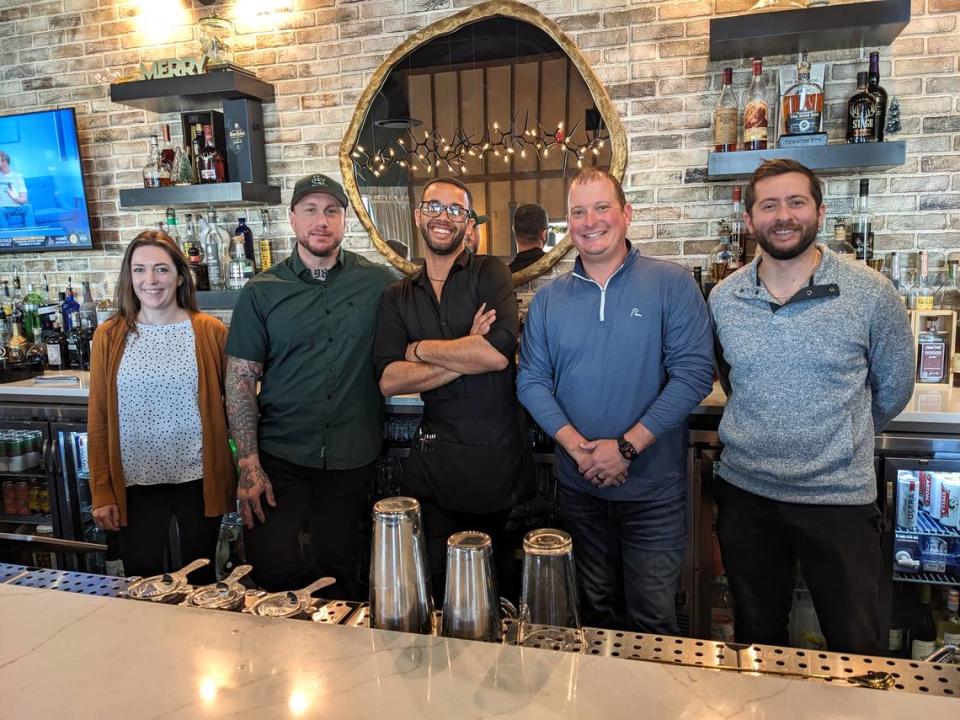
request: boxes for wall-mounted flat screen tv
[0,108,93,253]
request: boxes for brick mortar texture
[0,0,957,300]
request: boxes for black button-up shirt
[373,250,522,443]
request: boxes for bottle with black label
[867,51,888,141]
[846,72,877,144]
[850,179,874,262]
[66,312,85,370]
[44,313,69,371]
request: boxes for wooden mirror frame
[339,0,627,286]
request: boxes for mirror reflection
[350,15,614,268]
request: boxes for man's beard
[297,235,341,258]
[419,220,465,256]
[755,220,819,261]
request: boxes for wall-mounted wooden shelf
[109,69,274,114]
[706,140,906,180]
[709,0,911,61]
[119,183,280,209]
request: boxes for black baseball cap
[290,173,348,210]
[469,210,490,226]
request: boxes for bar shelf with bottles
[708,51,905,180]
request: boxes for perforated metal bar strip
[7,566,131,597]
[0,562,30,584]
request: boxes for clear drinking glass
[517,528,582,651]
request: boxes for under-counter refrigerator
[0,403,103,573]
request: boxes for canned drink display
[1,481,16,514]
[38,483,50,514]
[75,433,89,474]
[28,480,40,514]
[13,480,29,515]
[25,430,42,468]
[933,473,960,528]
[896,476,919,529]
[7,433,26,473]
[918,470,934,511]
[0,434,8,473]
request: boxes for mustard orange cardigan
[88,312,236,525]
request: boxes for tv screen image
[0,107,93,253]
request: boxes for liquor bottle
[935,261,960,312]
[227,235,254,290]
[7,314,28,363]
[714,67,738,152]
[259,209,274,271]
[0,308,9,350]
[201,213,226,291]
[165,208,183,251]
[889,584,908,657]
[183,213,202,259]
[868,51,888,142]
[915,251,935,311]
[66,312,85,370]
[44,312,68,371]
[191,123,205,180]
[730,187,747,266]
[62,284,79,332]
[917,319,948,384]
[80,315,95,371]
[1,281,12,317]
[198,125,226,184]
[12,273,20,292]
[710,223,736,283]
[781,50,823,136]
[911,585,937,660]
[710,576,735,642]
[846,72,877,144]
[233,217,257,270]
[80,280,98,333]
[187,244,210,292]
[142,135,162,188]
[850,180,874,262]
[21,284,43,344]
[159,124,176,187]
[936,588,960,646]
[742,58,768,151]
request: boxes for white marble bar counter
[0,583,952,719]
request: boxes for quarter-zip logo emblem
[630,308,643,318]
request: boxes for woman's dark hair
[114,230,197,333]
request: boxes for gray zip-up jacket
[708,244,914,505]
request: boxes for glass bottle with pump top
[868,51,888,141]
[742,58,768,151]
[714,67,738,152]
[846,72,877,144]
[781,50,823,136]
[851,179,874,262]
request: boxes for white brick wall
[0,0,957,300]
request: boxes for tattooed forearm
[225,355,263,463]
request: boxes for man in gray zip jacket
[708,159,914,655]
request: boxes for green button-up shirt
[226,246,396,469]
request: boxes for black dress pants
[715,477,884,655]
[242,451,373,599]
[119,479,221,585]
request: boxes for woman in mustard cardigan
[88,230,235,582]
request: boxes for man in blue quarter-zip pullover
[517,167,714,634]
[708,160,914,655]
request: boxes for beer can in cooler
[938,474,960,529]
[75,433,89,475]
[918,471,934,511]
[896,476,919,529]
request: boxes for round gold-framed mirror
[339,0,627,286]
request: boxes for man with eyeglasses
[374,176,531,599]
[225,173,395,596]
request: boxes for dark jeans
[243,452,372,599]
[0,204,35,228]
[715,477,884,655]
[119,479,221,585]
[558,483,686,634]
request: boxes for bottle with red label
[742,58,769,151]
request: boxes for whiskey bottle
[66,312,86,370]
[780,51,823,136]
[867,51,888,141]
[198,125,226,184]
[713,67,738,152]
[142,135,162,188]
[850,179,874,262]
[846,72,877,144]
[914,251,935,311]
[742,59,768,151]
[44,314,68,371]
[729,186,747,266]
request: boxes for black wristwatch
[617,435,639,461]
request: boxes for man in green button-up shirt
[225,173,395,595]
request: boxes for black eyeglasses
[419,200,468,222]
